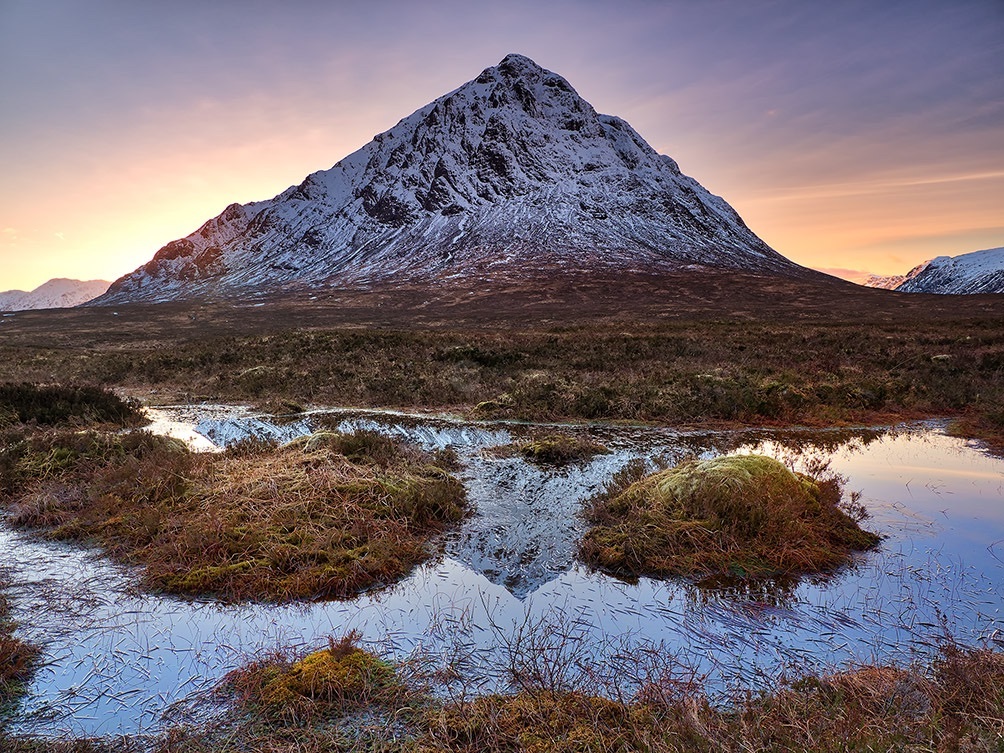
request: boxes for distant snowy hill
[95,53,807,305]
[863,248,1004,294]
[895,248,1004,294]
[0,278,110,311]
[862,259,935,290]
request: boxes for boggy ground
[3,636,1001,752]
[0,423,466,602]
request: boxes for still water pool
[4,408,1002,737]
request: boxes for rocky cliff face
[97,54,803,304]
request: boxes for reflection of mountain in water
[10,413,1001,738]
[178,407,735,596]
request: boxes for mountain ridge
[95,54,807,305]
[0,278,110,312]
[862,247,1004,294]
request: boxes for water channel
[3,407,1002,737]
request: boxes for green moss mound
[580,454,881,583]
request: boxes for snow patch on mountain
[0,278,110,311]
[96,54,802,305]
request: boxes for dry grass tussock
[0,428,466,602]
[12,637,999,753]
[486,432,609,466]
[0,574,42,717]
[580,454,881,584]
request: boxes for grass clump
[580,454,881,584]
[0,428,466,602]
[0,574,41,719]
[224,632,406,725]
[151,632,425,751]
[423,645,1004,752]
[730,644,1004,751]
[488,432,609,467]
[517,434,608,466]
[425,690,663,753]
[0,383,144,428]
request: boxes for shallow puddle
[4,408,1003,737]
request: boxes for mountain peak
[96,56,803,304]
[496,52,545,75]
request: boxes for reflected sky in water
[3,410,1002,737]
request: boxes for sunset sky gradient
[1,0,1002,291]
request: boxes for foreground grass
[580,455,881,586]
[0,428,466,602]
[6,638,1000,752]
[0,574,41,722]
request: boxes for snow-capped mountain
[96,54,804,304]
[894,248,1004,294]
[862,248,1004,294]
[0,278,110,311]
[861,259,937,290]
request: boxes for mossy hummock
[580,454,881,583]
[517,434,608,466]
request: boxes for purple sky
[1,0,1002,290]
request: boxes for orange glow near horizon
[1,2,1001,293]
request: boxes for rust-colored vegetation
[0,425,466,602]
[12,640,998,752]
[580,454,881,584]
[0,575,41,716]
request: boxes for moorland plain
[1,272,1001,450]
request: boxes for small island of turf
[487,432,608,466]
[0,425,467,603]
[579,454,881,584]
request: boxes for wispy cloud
[748,171,1004,203]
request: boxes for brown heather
[580,455,882,584]
[0,383,145,429]
[0,428,466,602]
[7,639,999,752]
[0,273,1000,449]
